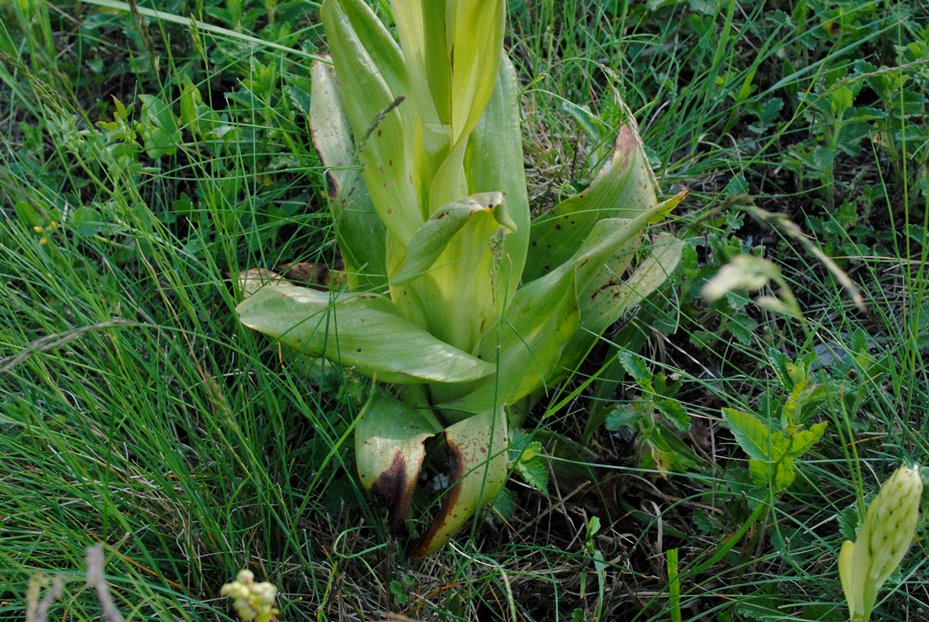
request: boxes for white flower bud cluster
[839,464,924,622]
[220,569,279,622]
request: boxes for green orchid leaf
[554,231,684,377]
[322,0,422,244]
[391,1,454,216]
[423,138,469,216]
[237,282,494,384]
[581,232,684,328]
[465,54,531,301]
[433,254,580,414]
[408,405,509,557]
[392,0,450,125]
[564,200,681,294]
[575,189,686,302]
[392,191,511,285]
[394,200,514,352]
[309,59,387,287]
[322,0,405,100]
[448,0,505,145]
[356,390,443,531]
[593,232,682,313]
[524,124,660,281]
[435,284,578,416]
[400,160,517,352]
[438,213,670,415]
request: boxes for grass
[2,0,928,620]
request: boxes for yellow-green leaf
[392,0,450,125]
[447,0,505,145]
[439,214,667,415]
[321,0,421,243]
[722,407,785,461]
[392,191,511,285]
[554,232,684,377]
[356,390,443,531]
[309,59,387,287]
[236,282,494,384]
[465,54,531,301]
[524,124,660,281]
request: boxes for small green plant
[236,0,683,556]
[722,406,828,494]
[721,350,831,494]
[604,352,701,475]
[839,464,923,622]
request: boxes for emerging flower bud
[839,464,923,622]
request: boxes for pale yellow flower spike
[221,569,279,622]
[839,464,923,622]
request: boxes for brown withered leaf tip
[277,262,330,286]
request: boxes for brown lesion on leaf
[325,171,339,199]
[370,450,422,534]
[408,436,464,558]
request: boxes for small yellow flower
[839,464,923,622]
[221,569,279,622]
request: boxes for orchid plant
[237,0,684,556]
